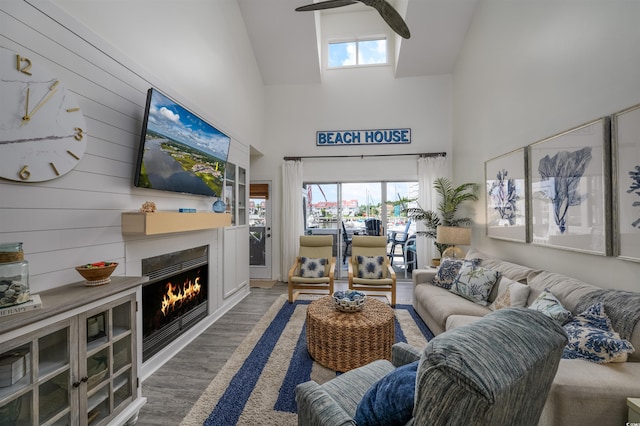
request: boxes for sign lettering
[316,128,411,146]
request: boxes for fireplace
[141,245,209,362]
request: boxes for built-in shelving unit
[121,212,232,236]
[223,161,249,298]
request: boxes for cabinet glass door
[86,308,110,425]
[0,321,73,426]
[0,342,33,425]
[84,297,134,425]
[238,166,246,226]
[38,324,73,425]
[225,163,236,225]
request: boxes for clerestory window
[327,37,388,68]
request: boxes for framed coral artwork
[612,104,640,262]
[485,147,528,242]
[528,117,612,255]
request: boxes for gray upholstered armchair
[295,307,568,426]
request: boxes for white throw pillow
[490,281,530,311]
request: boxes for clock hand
[22,80,59,123]
[25,87,30,118]
[20,87,31,126]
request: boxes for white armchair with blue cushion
[295,307,568,426]
[348,235,396,306]
[288,235,336,303]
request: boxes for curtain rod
[283,152,446,161]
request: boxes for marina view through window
[304,181,417,278]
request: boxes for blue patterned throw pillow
[357,255,384,279]
[431,258,465,289]
[299,257,327,278]
[562,302,635,363]
[450,262,500,306]
[354,361,418,426]
[432,258,480,290]
[528,288,572,324]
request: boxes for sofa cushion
[445,314,483,330]
[528,288,573,324]
[300,257,327,278]
[465,248,538,302]
[353,361,418,426]
[540,358,640,426]
[450,263,500,306]
[465,248,538,283]
[413,283,491,335]
[356,255,384,279]
[490,280,530,311]
[526,270,600,312]
[562,302,635,363]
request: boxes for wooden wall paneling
[0,1,235,305]
[2,228,125,254]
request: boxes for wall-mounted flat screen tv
[134,88,230,197]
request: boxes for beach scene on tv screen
[137,90,230,197]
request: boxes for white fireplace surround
[124,230,246,380]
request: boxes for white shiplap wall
[0,1,247,311]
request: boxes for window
[328,37,387,68]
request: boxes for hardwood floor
[135,280,414,425]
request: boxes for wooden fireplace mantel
[121,211,232,235]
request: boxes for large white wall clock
[0,46,88,182]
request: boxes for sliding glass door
[304,181,417,279]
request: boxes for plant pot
[430,258,441,267]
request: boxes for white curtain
[281,160,304,281]
[417,156,448,268]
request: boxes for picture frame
[612,104,640,262]
[528,117,612,255]
[485,147,528,242]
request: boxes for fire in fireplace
[141,245,209,362]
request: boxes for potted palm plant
[406,177,478,266]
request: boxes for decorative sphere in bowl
[75,262,118,286]
[333,290,367,312]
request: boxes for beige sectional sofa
[412,248,640,426]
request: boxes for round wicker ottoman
[306,295,395,372]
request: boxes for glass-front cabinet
[0,287,141,426]
[224,162,246,226]
[223,160,249,299]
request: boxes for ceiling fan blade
[364,0,411,39]
[295,0,359,12]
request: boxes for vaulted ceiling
[237,0,478,85]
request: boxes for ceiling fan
[295,0,411,39]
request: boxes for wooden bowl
[75,262,118,286]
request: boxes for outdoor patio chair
[364,218,382,236]
[403,234,417,278]
[388,220,412,265]
[287,235,336,303]
[348,235,396,306]
[341,221,353,265]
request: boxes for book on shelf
[0,350,31,387]
[0,294,42,317]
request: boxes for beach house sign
[316,128,411,146]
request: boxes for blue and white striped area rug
[180,294,433,426]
